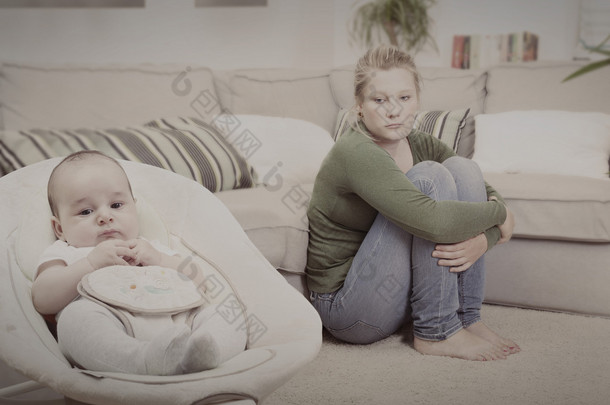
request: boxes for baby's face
[51,158,139,247]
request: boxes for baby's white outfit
[37,240,247,375]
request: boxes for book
[451,35,465,68]
[510,32,523,62]
[469,34,481,69]
[452,31,538,69]
[462,36,471,69]
[523,31,539,61]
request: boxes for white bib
[80,265,206,314]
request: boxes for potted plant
[349,0,437,53]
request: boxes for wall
[335,0,581,68]
[0,0,580,69]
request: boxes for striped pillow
[413,109,470,152]
[0,123,256,192]
[333,108,470,152]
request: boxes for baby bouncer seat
[0,158,322,405]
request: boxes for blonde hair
[47,150,133,217]
[355,45,421,102]
[341,45,421,140]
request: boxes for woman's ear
[355,103,363,119]
[51,216,66,241]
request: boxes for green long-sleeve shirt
[306,127,507,293]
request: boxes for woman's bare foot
[466,321,520,355]
[413,329,507,361]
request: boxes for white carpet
[263,304,610,405]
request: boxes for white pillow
[213,114,334,187]
[472,110,610,179]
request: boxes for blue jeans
[310,157,487,344]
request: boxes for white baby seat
[0,158,322,405]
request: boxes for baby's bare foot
[466,321,520,355]
[414,329,507,361]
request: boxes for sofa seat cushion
[484,172,610,242]
[216,183,313,275]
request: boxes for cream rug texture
[264,304,610,405]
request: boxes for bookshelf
[451,31,538,69]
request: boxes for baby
[31,151,247,375]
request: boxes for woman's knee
[443,156,484,182]
[442,156,486,202]
[407,161,457,201]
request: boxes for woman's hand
[433,233,487,273]
[497,207,515,244]
[488,196,515,244]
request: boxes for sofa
[1,59,609,324]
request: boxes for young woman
[306,45,519,361]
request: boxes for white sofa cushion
[0,62,222,130]
[484,172,610,242]
[473,110,610,180]
[212,114,335,187]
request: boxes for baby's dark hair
[47,150,133,217]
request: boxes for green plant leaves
[563,34,610,82]
[349,0,437,53]
[562,58,610,82]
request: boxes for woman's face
[357,68,420,144]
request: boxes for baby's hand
[126,239,162,267]
[87,239,132,270]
